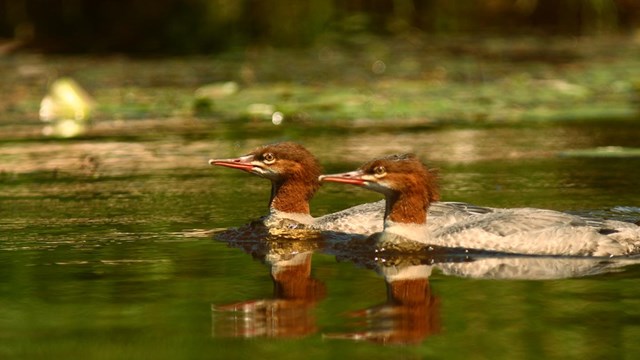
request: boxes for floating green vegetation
[1,36,639,139]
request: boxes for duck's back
[313,200,386,235]
[314,200,494,235]
[430,208,640,256]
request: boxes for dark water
[2,121,640,359]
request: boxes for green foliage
[1,0,640,53]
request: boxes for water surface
[2,121,640,359]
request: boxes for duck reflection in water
[325,257,442,345]
[208,209,640,343]
[325,251,640,345]
[212,227,326,338]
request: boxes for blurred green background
[2,0,640,138]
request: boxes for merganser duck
[319,154,640,257]
[209,142,490,235]
[209,142,383,234]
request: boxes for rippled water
[2,121,640,359]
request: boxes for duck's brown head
[210,142,322,214]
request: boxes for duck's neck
[269,178,314,216]
[380,192,430,243]
[384,192,429,227]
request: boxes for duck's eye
[263,153,276,164]
[373,166,386,177]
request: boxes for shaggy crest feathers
[247,142,322,214]
[359,153,440,204]
[355,154,439,224]
[251,142,322,197]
